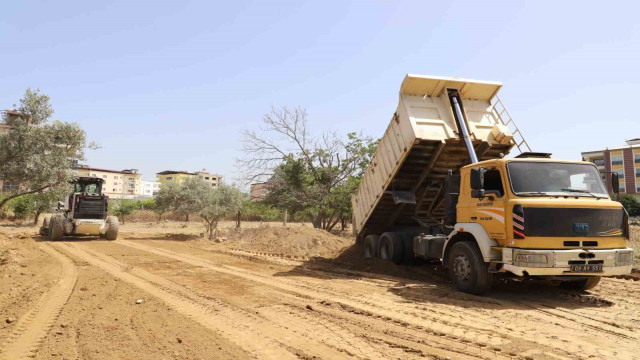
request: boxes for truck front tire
[363,235,380,258]
[447,241,493,295]
[560,276,601,291]
[379,232,404,265]
[49,215,65,241]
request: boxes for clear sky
[2,1,639,184]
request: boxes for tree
[618,194,640,217]
[0,89,92,212]
[111,199,138,224]
[174,177,210,222]
[238,106,378,231]
[198,185,244,240]
[154,181,181,222]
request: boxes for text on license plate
[570,264,603,273]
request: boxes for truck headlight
[616,251,633,266]
[516,254,548,264]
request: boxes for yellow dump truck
[351,74,633,294]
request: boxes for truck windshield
[507,162,608,198]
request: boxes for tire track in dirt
[120,240,574,359]
[55,242,410,360]
[79,243,483,360]
[220,245,640,356]
[0,243,77,360]
[121,240,640,360]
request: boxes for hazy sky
[2,1,639,183]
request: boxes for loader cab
[73,177,104,195]
[68,177,108,220]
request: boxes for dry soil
[1,222,639,360]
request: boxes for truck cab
[450,156,632,281]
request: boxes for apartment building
[250,182,270,202]
[194,169,223,188]
[157,169,223,188]
[582,138,640,199]
[76,165,143,199]
[141,180,161,197]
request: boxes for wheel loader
[39,177,119,240]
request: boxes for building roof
[156,170,194,176]
[77,165,140,175]
[581,141,640,156]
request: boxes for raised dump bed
[352,74,524,239]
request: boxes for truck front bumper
[501,247,634,277]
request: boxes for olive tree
[174,177,211,222]
[0,88,93,212]
[198,184,244,240]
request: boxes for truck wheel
[401,233,417,265]
[560,276,601,291]
[49,215,65,241]
[363,235,380,258]
[447,241,493,295]
[379,232,404,265]
[104,216,119,240]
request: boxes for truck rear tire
[447,241,492,295]
[49,215,65,241]
[560,276,601,291]
[401,233,417,265]
[379,232,404,265]
[104,216,119,240]
[363,235,380,258]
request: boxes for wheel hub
[453,255,471,281]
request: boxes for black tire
[363,235,380,258]
[39,218,50,236]
[447,241,493,295]
[105,216,119,240]
[49,215,65,241]
[401,233,417,265]
[560,276,601,291]
[378,232,404,265]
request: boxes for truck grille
[522,207,625,238]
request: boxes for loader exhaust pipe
[447,89,478,164]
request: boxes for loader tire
[363,235,380,258]
[104,216,119,240]
[447,241,493,295]
[560,276,601,291]
[39,218,50,236]
[49,215,65,241]
[379,232,404,265]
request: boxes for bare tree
[238,106,377,231]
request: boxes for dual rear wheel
[363,232,406,265]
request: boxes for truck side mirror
[470,168,486,199]
[611,173,620,195]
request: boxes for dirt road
[1,228,639,359]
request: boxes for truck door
[458,167,507,240]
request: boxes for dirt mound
[222,226,353,258]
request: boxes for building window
[635,153,640,163]
[166,177,173,180]
[102,175,107,178]
[611,155,623,165]
[592,158,605,166]
[637,169,640,177]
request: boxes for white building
[141,180,161,197]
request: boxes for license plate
[570,264,603,273]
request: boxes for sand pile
[223,226,353,258]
